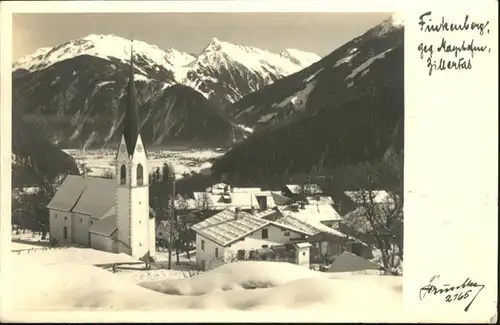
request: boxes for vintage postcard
[0,0,497,323]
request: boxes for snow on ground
[114,268,187,284]
[334,52,359,67]
[236,124,254,134]
[11,230,50,250]
[8,251,402,316]
[140,261,327,295]
[272,80,317,111]
[345,48,394,80]
[11,241,44,250]
[63,148,224,179]
[9,260,178,311]
[257,112,277,123]
[12,246,140,265]
[7,238,403,318]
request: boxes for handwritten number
[419,276,485,312]
[458,290,471,301]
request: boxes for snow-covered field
[3,230,408,321]
[63,148,225,179]
[4,241,405,322]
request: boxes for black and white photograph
[8,9,405,314]
[3,1,496,322]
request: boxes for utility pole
[167,174,176,270]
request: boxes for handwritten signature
[419,275,485,312]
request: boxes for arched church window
[120,165,126,185]
[137,164,144,186]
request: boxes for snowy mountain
[212,14,404,182]
[13,34,192,78]
[231,14,404,130]
[13,53,248,149]
[12,34,320,148]
[279,49,321,68]
[13,34,320,109]
[180,37,320,109]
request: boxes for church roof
[122,41,140,157]
[89,213,117,237]
[47,175,116,218]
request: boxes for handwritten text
[419,274,485,312]
[416,12,492,76]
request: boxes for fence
[11,246,72,255]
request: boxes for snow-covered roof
[285,184,323,195]
[277,206,346,239]
[271,191,292,205]
[253,208,282,221]
[294,242,313,249]
[189,190,277,210]
[206,182,231,194]
[191,208,269,247]
[274,215,321,237]
[306,196,335,206]
[89,213,117,237]
[48,175,155,222]
[47,175,116,218]
[232,187,262,193]
[280,204,343,223]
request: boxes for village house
[47,48,156,260]
[281,183,324,200]
[191,208,314,270]
[191,201,369,270]
[175,182,280,213]
[275,203,369,259]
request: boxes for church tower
[115,42,156,259]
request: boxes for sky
[13,12,390,60]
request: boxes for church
[47,46,156,260]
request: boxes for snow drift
[139,261,328,295]
[9,251,402,314]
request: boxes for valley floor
[62,148,225,178]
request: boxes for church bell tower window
[137,164,144,186]
[120,165,127,185]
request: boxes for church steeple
[122,40,140,157]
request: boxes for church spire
[122,39,140,156]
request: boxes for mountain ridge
[211,15,404,183]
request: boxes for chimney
[235,207,241,219]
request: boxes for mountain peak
[369,13,404,37]
[12,34,180,73]
[279,48,321,67]
[210,37,221,44]
[202,37,227,52]
[388,12,404,27]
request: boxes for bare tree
[174,195,198,262]
[343,189,403,275]
[194,192,214,216]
